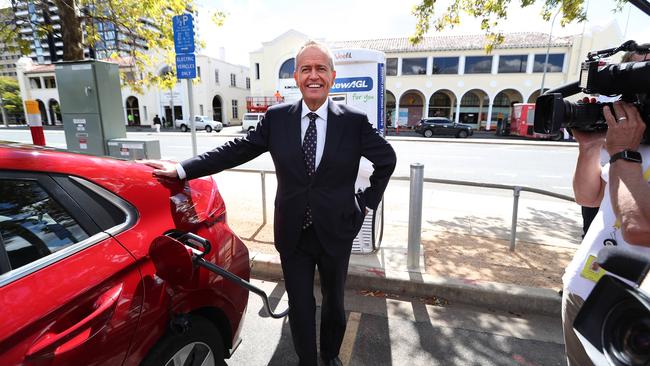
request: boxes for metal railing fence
[228,166,576,255]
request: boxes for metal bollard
[407,163,424,270]
[261,171,267,225]
[509,186,521,251]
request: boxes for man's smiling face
[294,46,336,110]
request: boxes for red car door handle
[26,284,123,358]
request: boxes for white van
[242,113,264,132]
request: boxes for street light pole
[540,9,562,96]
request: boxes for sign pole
[188,79,197,157]
[172,13,198,157]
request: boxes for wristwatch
[609,150,642,164]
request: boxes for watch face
[611,150,642,164]
[623,151,642,162]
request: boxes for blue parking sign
[176,54,196,79]
[173,14,195,54]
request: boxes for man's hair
[294,40,336,71]
[622,43,650,62]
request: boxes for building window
[143,106,148,122]
[432,57,459,74]
[279,58,295,79]
[533,53,564,72]
[43,76,56,88]
[498,55,527,73]
[401,57,427,75]
[199,104,204,115]
[231,100,238,119]
[255,63,260,79]
[29,77,42,89]
[197,66,201,78]
[386,58,398,76]
[215,69,219,84]
[246,77,250,89]
[465,56,493,74]
[124,72,136,82]
[230,73,236,87]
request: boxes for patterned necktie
[302,112,318,228]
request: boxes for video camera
[534,40,650,141]
[573,247,650,366]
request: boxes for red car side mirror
[149,236,196,287]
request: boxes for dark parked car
[0,142,249,366]
[415,117,474,138]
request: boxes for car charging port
[151,231,289,319]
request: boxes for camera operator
[562,46,650,366]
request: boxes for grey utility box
[107,138,161,160]
[55,60,126,156]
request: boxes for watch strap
[610,150,642,164]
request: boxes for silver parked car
[175,115,223,133]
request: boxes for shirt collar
[301,98,329,121]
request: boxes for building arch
[428,89,457,119]
[125,96,140,126]
[398,89,426,127]
[386,90,396,127]
[212,95,223,122]
[527,89,549,103]
[48,99,61,125]
[459,89,489,128]
[278,58,295,79]
[35,99,48,125]
[492,89,523,124]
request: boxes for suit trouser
[280,226,351,366]
[561,289,593,366]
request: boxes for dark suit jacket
[181,99,396,256]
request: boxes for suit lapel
[316,99,344,176]
[288,100,307,177]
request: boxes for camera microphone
[597,246,650,285]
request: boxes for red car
[0,142,250,365]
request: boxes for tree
[0,1,226,89]
[0,76,23,125]
[410,0,626,51]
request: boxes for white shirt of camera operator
[563,145,650,300]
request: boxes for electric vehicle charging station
[330,48,386,254]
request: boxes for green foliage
[0,77,23,115]
[410,0,627,53]
[0,1,226,91]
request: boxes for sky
[196,0,650,66]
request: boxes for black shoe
[321,356,343,366]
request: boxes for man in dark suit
[148,40,396,366]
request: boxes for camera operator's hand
[604,101,646,155]
[603,101,650,246]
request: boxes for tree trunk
[53,0,84,61]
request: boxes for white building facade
[250,26,624,130]
[16,54,250,127]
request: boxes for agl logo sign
[330,77,373,92]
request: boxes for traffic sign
[176,54,196,79]
[173,14,195,54]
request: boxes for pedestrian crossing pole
[25,100,45,146]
